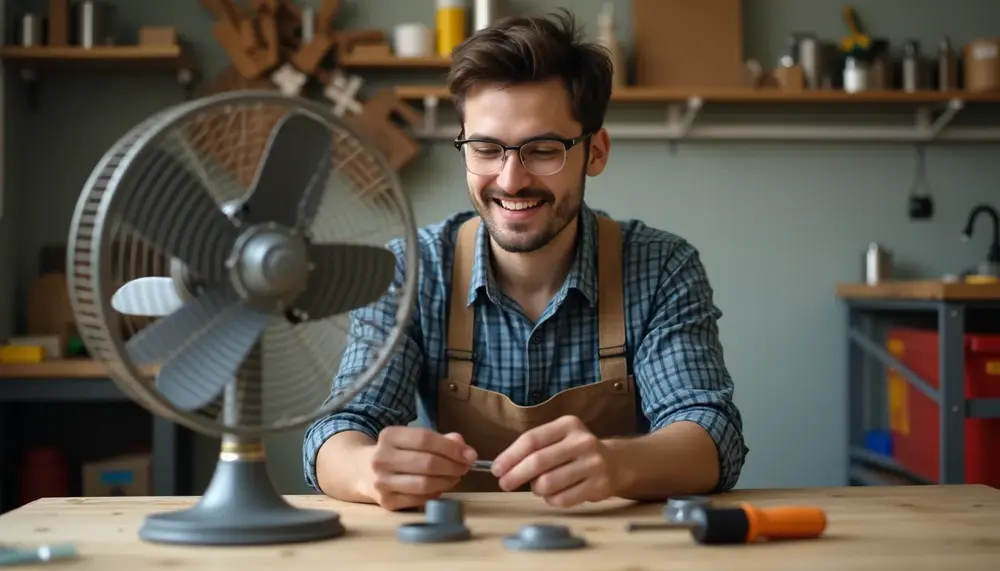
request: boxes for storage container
[963,38,1000,93]
[886,326,1000,486]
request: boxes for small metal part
[396,498,471,544]
[470,459,493,472]
[502,524,586,551]
[663,495,712,523]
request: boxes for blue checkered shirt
[302,203,748,492]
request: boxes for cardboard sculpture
[197,0,426,196]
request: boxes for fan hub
[227,223,311,310]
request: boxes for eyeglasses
[453,132,592,177]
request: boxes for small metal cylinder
[301,6,315,43]
[473,0,503,32]
[21,14,42,47]
[903,41,920,92]
[864,242,892,285]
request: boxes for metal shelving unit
[839,284,1000,486]
[0,362,194,512]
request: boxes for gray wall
[3,0,998,494]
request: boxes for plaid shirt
[302,203,748,492]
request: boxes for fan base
[139,456,344,545]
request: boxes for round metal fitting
[502,524,586,551]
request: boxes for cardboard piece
[632,0,746,88]
[82,454,152,497]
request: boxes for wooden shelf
[0,359,158,379]
[0,44,196,72]
[339,54,451,69]
[394,85,1000,104]
[0,359,114,379]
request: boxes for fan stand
[139,347,345,545]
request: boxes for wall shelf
[393,85,1000,144]
[338,54,450,69]
[0,45,198,88]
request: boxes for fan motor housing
[226,222,312,311]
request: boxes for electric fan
[65,90,419,545]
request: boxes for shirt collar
[466,202,599,308]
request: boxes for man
[303,10,747,511]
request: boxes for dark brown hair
[447,9,613,135]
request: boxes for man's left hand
[491,415,626,507]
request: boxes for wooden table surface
[1,486,998,570]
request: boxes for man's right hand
[363,427,477,511]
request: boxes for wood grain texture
[836,280,1000,300]
[0,486,998,570]
[0,359,157,379]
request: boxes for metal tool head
[469,460,493,473]
[663,495,712,523]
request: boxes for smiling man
[303,9,748,511]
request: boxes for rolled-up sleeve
[301,237,425,492]
[633,243,748,492]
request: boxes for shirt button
[531,391,541,400]
[530,335,541,345]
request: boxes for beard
[470,180,583,254]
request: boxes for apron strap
[446,214,627,385]
[445,216,480,386]
[595,216,628,382]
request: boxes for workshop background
[0,0,998,510]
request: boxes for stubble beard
[471,182,584,254]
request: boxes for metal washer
[396,498,472,544]
[502,524,586,551]
[397,522,471,544]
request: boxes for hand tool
[0,542,77,566]
[469,459,493,473]
[625,503,827,545]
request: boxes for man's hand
[491,415,626,508]
[363,427,477,511]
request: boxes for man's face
[460,78,609,253]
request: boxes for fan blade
[111,277,183,317]
[121,148,239,284]
[294,243,396,320]
[126,284,234,367]
[242,113,332,229]
[155,300,271,412]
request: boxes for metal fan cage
[65,91,420,437]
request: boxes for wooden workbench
[836,279,1000,300]
[0,486,998,570]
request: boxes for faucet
[962,204,1000,264]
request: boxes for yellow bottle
[436,0,467,57]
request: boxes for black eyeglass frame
[452,131,593,175]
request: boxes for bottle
[597,3,626,87]
[937,36,957,91]
[902,40,920,92]
[436,0,467,57]
[843,56,868,93]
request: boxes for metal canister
[902,41,921,92]
[864,242,893,285]
[21,14,43,47]
[795,33,823,89]
[473,0,504,32]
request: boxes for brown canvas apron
[436,214,639,492]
